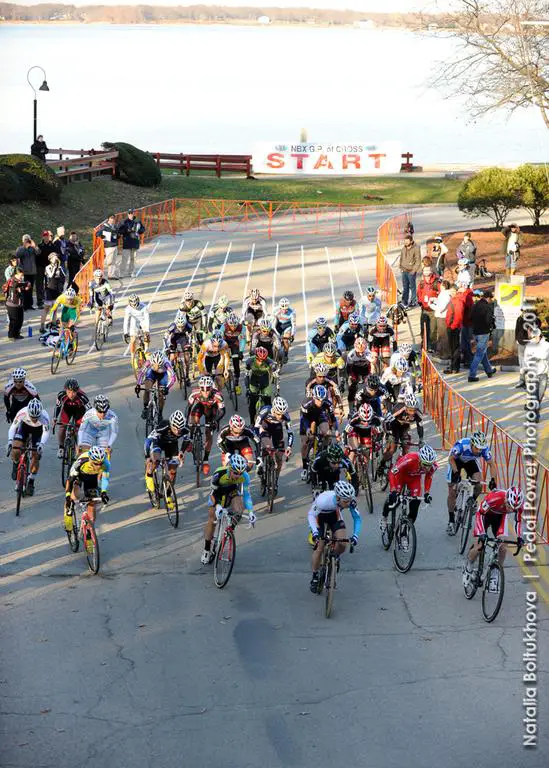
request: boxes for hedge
[0,153,61,204]
[102,141,161,188]
[0,166,25,204]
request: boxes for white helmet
[458,257,469,267]
[199,376,214,389]
[218,295,229,308]
[169,410,186,430]
[93,269,103,280]
[27,398,42,419]
[404,393,418,408]
[314,363,329,376]
[358,404,373,422]
[419,444,436,465]
[12,368,27,382]
[64,287,76,300]
[150,351,166,368]
[471,430,487,449]
[315,316,327,329]
[272,396,288,415]
[334,480,356,501]
[394,357,409,373]
[89,445,106,462]
[175,311,187,327]
[279,297,290,310]
[183,289,193,301]
[400,343,412,358]
[129,294,140,308]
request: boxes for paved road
[1,206,547,768]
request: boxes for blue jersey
[450,437,492,466]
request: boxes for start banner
[252,142,402,175]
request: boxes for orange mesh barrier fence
[375,211,411,304]
[73,244,103,305]
[422,351,548,543]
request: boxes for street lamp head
[39,80,49,92]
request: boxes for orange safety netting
[375,212,411,304]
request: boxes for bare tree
[427,0,549,129]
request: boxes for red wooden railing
[152,153,252,178]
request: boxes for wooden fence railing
[46,149,118,183]
[151,152,252,178]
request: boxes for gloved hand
[160,386,169,397]
[350,535,358,547]
[248,512,256,527]
[517,536,524,547]
[488,477,497,491]
[5,411,12,424]
[101,491,109,505]
[36,443,43,456]
[424,493,432,504]
[134,384,141,396]
[6,441,12,457]
[123,333,130,344]
[312,532,320,545]
[64,492,72,512]
[478,533,488,544]
[144,333,151,343]
[238,352,244,361]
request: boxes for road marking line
[271,242,279,312]
[348,246,363,296]
[241,242,256,308]
[207,241,232,321]
[300,245,309,354]
[324,246,336,316]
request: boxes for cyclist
[251,316,281,360]
[345,336,372,412]
[144,410,191,502]
[336,312,365,359]
[308,480,361,592]
[207,295,233,333]
[255,396,293,480]
[123,294,151,367]
[201,453,255,565]
[368,315,396,372]
[245,346,279,424]
[88,269,114,326]
[53,378,90,458]
[354,374,387,418]
[220,313,246,396]
[344,403,383,469]
[307,317,335,363]
[310,442,359,496]
[379,392,424,473]
[179,289,206,344]
[447,431,497,536]
[7,398,50,494]
[305,363,344,415]
[186,376,226,475]
[300,384,339,480]
[380,356,411,405]
[196,330,231,392]
[462,485,524,591]
[242,288,268,344]
[49,286,81,343]
[164,310,193,386]
[359,286,382,329]
[64,445,110,533]
[310,342,346,392]
[78,394,119,453]
[381,444,438,531]
[334,290,358,331]
[398,343,421,390]
[273,297,296,362]
[217,414,260,469]
[136,350,176,421]
[4,368,39,424]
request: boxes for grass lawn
[0,173,462,270]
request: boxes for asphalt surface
[1,205,547,768]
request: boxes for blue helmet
[312,385,327,401]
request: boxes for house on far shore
[355,19,375,29]
[257,15,270,25]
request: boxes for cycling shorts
[474,511,510,539]
[78,426,111,449]
[73,473,99,493]
[347,432,372,446]
[299,415,329,435]
[14,422,43,447]
[275,320,292,336]
[95,295,114,308]
[447,458,479,484]
[209,487,239,507]
[204,355,222,374]
[315,511,346,536]
[60,306,78,324]
[59,411,84,427]
[370,344,390,357]
[246,308,264,322]
[144,369,169,387]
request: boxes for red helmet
[255,346,268,361]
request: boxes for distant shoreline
[0,19,430,31]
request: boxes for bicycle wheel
[51,342,61,374]
[393,517,417,573]
[134,348,146,380]
[267,458,277,513]
[66,503,79,553]
[381,507,395,551]
[459,499,475,556]
[61,433,75,487]
[175,357,184,390]
[464,551,482,600]
[369,448,379,486]
[193,429,204,488]
[145,402,155,437]
[94,319,105,351]
[148,468,161,509]
[163,477,179,528]
[214,528,236,588]
[67,332,78,365]
[84,522,100,575]
[15,461,26,516]
[453,491,465,534]
[358,458,373,514]
[325,556,337,618]
[481,562,505,622]
[228,372,238,411]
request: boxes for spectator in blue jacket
[118,209,145,277]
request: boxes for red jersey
[389,452,438,495]
[187,388,224,411]
[338,299,357,322]
[477,489,523,538]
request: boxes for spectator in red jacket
[417,266,439,352]
[458,280,475,367]
[444,287,465,374]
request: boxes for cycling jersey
[450,437,492,466]
[368,326,395,350]
[210,467,253,512]
[359,296,382,325]
[251,328,280,356]
[307,490,361,539]
[307,327,335,358]
[476,489,523,538]
[197,339,231,376]
[380,369,413,403]
[334,299,357,327]
[78,408,119,448]
[311,352,345,379]
[273,307,296,335]
[180,299,205,325]
[304,376,341,404]
[187,389,225,423]
[4,380,39,421]
[208,303,234,332]
[50,293,82,324]
[242,295,267,320]
[336,321,365,353]
[388,404,424,440]
[68,451,110,493]
[345,412,383,439]
[123,303,150,336]
[310,453,359,494]
[255,405,294,448]
[145,420,191,460]
[346,350,372,378]
[389,452,438,496]
[164,321,192,351]
[88,278,114,307]
[354,386,386,417]
[245,356,278,393]
[217,425,260,455]
[137,360,176,390]
[221,321,246,353]
[9,407,50,446]
[300,398,338,433]
[54,389,90,425]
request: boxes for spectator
[15,234,38,310]
[421,254,433,271]
[431,234,448,277]
[417,266,439,352]
[433,280,453,359]
[41,253,66,332]
[398,234,421,308]
[4,267,30,340]
[53,225,69,266]
[118,208,145,277]
[444,286,465,374]
[30,134,48,162]
[36,230,55,309]
[4,256,18,282]
[97,214,119,279]
[468,289,497,382]
[523,327,549,422]
[505,223,522,277]
[455,258,472,287]
[65,231,86,283]
[458,279,475,368]
[456,232,477,268]
[515,308,542,389]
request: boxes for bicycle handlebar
[480,537,522,556]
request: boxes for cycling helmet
[229,414,245,431]
[366,374,380,390]
[211,330,224,343]
[458,257,469,267]
[255,346,268,361]
[334,480,356,501]
[323,342,337,356]
[89,445,106,463]
[65,378,79,391]
[349,312,361,325]
[169,410,186,430]
[150,351,166,369]
[94,394,110,413]
[419,444,436,465]
[343,290,354,302]
[27,398,42,419]
[12,368,26,382]
[327,443,344,462]
[279,297,290,310]
[315,316,328,330]
[175,310,187,327]
[129,294,140,308]
[93,269,103,280]
[505,485,524,510]
[259,319,271,332]
[393,357,409,373]
[377,315,388,328]
[199,376,214,389]
[312,384,327,400]
[354,337,367,354]
[250,288,260,300]
[228,453,248,474]
[314,363,329,376]
[471,430,487,450]
[183,289,193,301]
[400,343,412,358]
[359,404,374,422]
[227,313,240,326]
[272,396,289,415]
[64,287,76,300]
[218,295,229,308]
[404,393,418,409]
[366,285,376,296]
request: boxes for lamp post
[26,65,49,144]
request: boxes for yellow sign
[498,283,522,307]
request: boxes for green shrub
[0,166,25,204]
[0,153,61,203]
[102,141,161,188]
[457,167,521,228]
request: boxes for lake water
[0,23,545,165]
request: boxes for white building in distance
[257,16,270,25]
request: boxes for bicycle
[211,504,256,588]
[381,490,418,573]
[375,432,413,492]
[171,347,190,399]
[131,329,147,380]
[65,493,102,574]
[147,457,180,528]
[51,326,78,374]
[353,445,374,514]
[190,422,205,488]
[260,446,285,514]
[94,305,112,351]
[453,477,482,555]
[137,381,163,437]
[463,538,521,622]
[225,368,239,411]
[9,439,33,516]
[313,533,354,619]
[55,417,77,488]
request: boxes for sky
[16,0,450,11]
